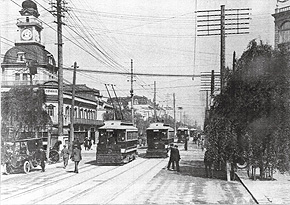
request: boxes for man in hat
[61,145,70,169]
[167,143,175,170]
[36,147,47,172]
[71,144,82,173]
[173,145,181,172]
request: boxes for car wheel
[4,163,12,174]
[23,161,31,174]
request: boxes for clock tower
[17,0,43,44]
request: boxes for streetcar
[177,127,189,143]
[145,122,174,158]
[96,120,139,164]
[189,128,198,143]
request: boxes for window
[15,73,20,81]
[46,104,54,116]
[16,52,25,62]
[23,73,28,81]
[279,21,290,44]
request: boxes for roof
[98,120,138,131]
[146,122,174,131]
[177,127,189,131]
[2,43,56,67]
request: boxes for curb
[235,172,259,204]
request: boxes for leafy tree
[206,40,290,177]
[1,86,52,142]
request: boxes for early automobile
[4,138,45,174]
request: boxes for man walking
[36,147,47,172]
[71,145,82,173]
[167,143,175,170]
[184,137,188,151]
[61,145,70,169]
[173,145,181,172]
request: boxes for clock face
[21,29,32,41]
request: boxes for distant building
[273,1,290,49]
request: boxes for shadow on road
[179,160,227,180]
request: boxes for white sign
[45,89,58,95]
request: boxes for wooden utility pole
[220,5,225,92]
[173,93,176,135]
[130,59,134,124]
[153,81,157,122]
[197,5,250,94]
[232,51,236,72]
[57,0,64,136]
[70,62,77,147]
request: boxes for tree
[206,40,290,177]
[1,86,52,142]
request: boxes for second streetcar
[145,122,174,158]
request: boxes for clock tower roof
[20,0,39,18]
[2,44,56,69]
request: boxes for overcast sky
[1,0,279,128]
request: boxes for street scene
[1,0,290,204]
[1,141,255,204]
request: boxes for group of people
[37,140,82,174]
[61,141,82,173]
[167,144,181,172]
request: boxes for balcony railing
[275,5,290,13]
[74,118,104,126]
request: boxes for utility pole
[153,81,157,122]
[232,51,236,72]
[56,0,65,136]
[210,70,215,97]
[197,5,250,94]
[70,62,77,147]
[220,5,225,92]
[130,59,134,125]
[173,93,176,136]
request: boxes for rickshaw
[4,138,45,174]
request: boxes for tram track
[1,162,112,202]
[2,157,152,204]
[38,157,153,204]
[61,159,164,204]
[103,158,167,204]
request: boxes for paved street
[1,140,254,204]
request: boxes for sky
[0,0,279,128]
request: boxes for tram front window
[99,131,107,145]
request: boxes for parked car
[4,138,44,174]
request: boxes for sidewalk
[236,169,290,204]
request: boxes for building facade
[273,1,290,49]
[1,0,105,147]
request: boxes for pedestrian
[184,137,188,151]
[88,139,92,150]
[201,138,205,151]
[173,145,181,172]
[71,145,82,173]
[36,147,47,172]
[61,145,70,169]
[167,143,175,170]
[204,149,214,178]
